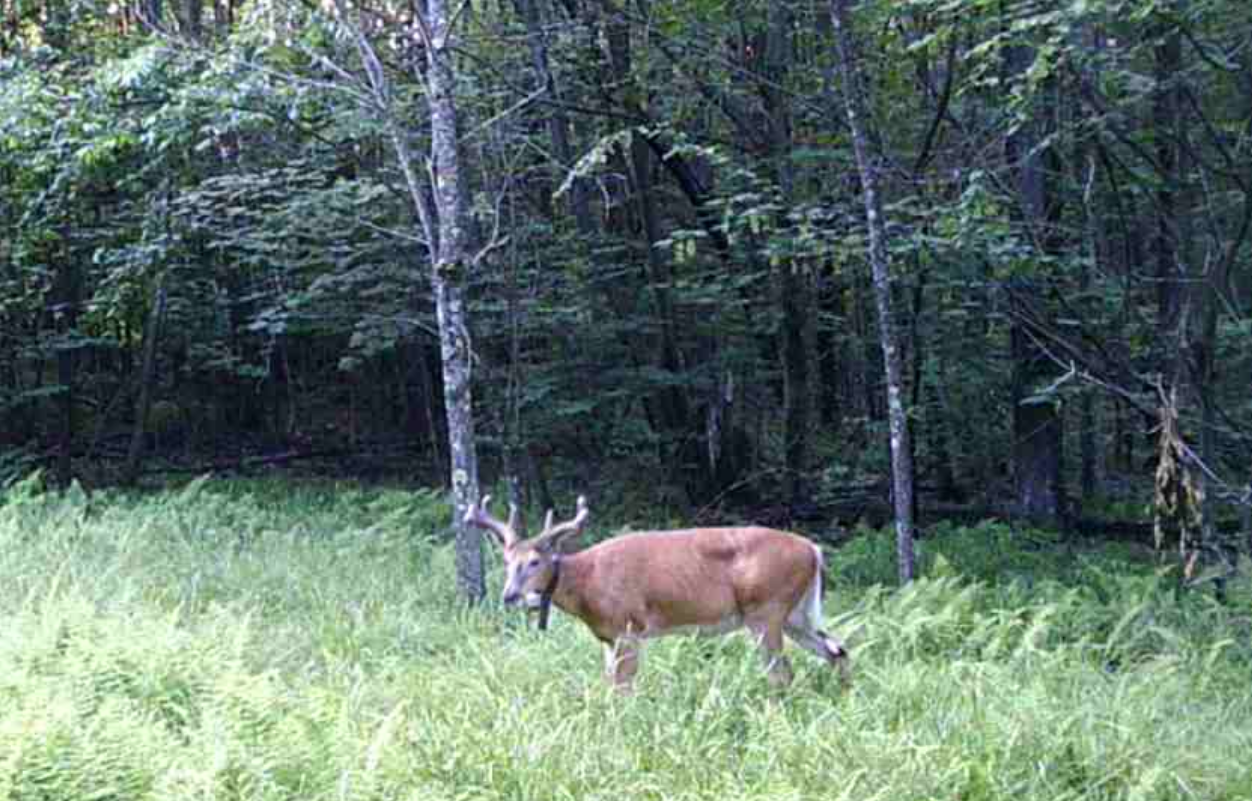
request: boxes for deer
[465,494,850,691]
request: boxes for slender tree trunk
[780,273,810,504]
[830,0,915,583]
[907,265,928,519]
[1154,18,1182,353]
[1154,4,1205,569]
[141,0,162,27]
[1010,291,1064,524]
[55,257,80,487]
[43,0,70,47]
[2,0,17,52]
[815,278,843,431]
[420,340,446,474]
[764,0,810,506]
[1077,44,1105,502]
[932,345,960,502]
[854,272,879,422]
[213,0,232,30]
[600,1,702,499]
[627,131,695,490]
[181,0,201,38]
[1005,24,1065,528]
[514,0,593,234]
[335,0,485,601]
[123,276,167,485]
[425,0,485,603]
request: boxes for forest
[2,0,1252,575]
[4,0,1251,595]
[3,1,1252,797]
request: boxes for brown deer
[465,495,850,691]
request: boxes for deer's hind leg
[746,605,794,688]
[784,594,851,683]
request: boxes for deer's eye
[528,557,540,569]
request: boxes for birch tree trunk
[334,0,485,602]
[425,0,485,603]
[829,0,916,583]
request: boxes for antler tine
[541,494,590,542]
[463,494,519,547]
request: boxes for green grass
[1,474,1251,800]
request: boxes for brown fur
[467,497,850,690]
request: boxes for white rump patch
[787,544,824,632]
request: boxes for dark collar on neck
[535,555,561,631]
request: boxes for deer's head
[465,495,589,608]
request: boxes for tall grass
[1,474,1250,800]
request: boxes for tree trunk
[213,0,232,30]
[601,1,703,500]
[932,345,960,502]
[1154,18,1183,354]
[1005,26,1064,528]
[403,335,443,472]
[123,276,167,486]
[780,273,810,504]
[425,0,485,603]
[141,0,162,27]
[830,0,915,584]
[854,271,879,422]
[181,0,201,38]
[1151,5,1202,568]
[55,263,79,487]
[336,0,486,602]
[1077,31,1105,502]
[1010,301,1064,524]
[514,0,593,235]
[815,277,844,432]
[764,0,810,506]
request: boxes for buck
[465,495,850,690]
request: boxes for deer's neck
[549,552,597,628]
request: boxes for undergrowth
[1,474,1250,800]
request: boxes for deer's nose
[502,589,521,606]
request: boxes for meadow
[1,474,1250,801]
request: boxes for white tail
[465,495,850,691]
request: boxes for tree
[4,0,1252,567]
[324,0,488,602]
[830,0,915,583]
[1003,9,1065,529]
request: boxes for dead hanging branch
[1001,284,1252,513]
[1153,382,1204,557]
